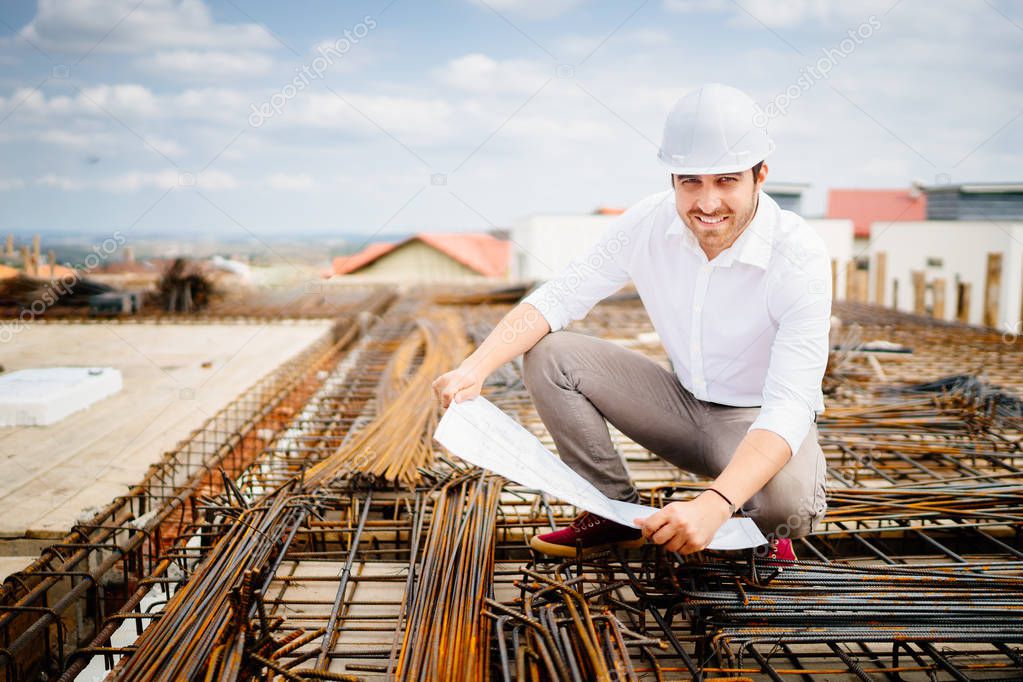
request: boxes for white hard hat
[658,84,775,175]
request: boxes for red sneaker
[529,512,645,558]
[765,538,797,562]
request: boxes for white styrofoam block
[0,367,123,426]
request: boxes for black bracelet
[704,487,736,515]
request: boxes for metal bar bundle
[392,472,501,681]
[302,310,469,489]
[110,486,303,681]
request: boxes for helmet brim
[658,143,775,175]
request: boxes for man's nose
[695,190,723,214]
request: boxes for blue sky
[0,0,1021,239]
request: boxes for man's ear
[756,163,769,186]
[669,173,676,190]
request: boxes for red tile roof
[827,189,926,238]
[332,233,510,277]
[595,207,626,215]
[331,242,395,275]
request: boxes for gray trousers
[522,331,828,540]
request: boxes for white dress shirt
[522,189,832,458]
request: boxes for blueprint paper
[433,396,767,550]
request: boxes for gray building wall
[767,191,802,213]
[925,189,1023,220]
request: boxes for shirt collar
[665,189,778,270]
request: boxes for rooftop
[827,188,927,238]
[332,232,510,277]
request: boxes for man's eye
[720,177,737,183]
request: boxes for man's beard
[684,190,759,252]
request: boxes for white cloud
[433,53,551,94]
[36,173,87,190]
[503,113,612,141]
[266,172,316,190]
[663,0,894,27]
[96,170,180,192]
[17,0,276,53]
[0,178,26,191]
[37,129,95,148]
[6,84,253,124]
[139,50,276,80]
[76,84,160,117]
[286,91,455,142]
[468,0,587,20]
[196,169,239,189]
[35,169,239,192]
[147,136,186,158]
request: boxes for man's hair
[670,160,765,188]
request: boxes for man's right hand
[432,365,484,408]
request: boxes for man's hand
[635,492,732,554]
[432,364,484,408]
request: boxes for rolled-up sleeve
[748,245,832,457]
[520,206,641,331]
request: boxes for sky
[0,0,1021,241]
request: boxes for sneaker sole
[529,535,646,558]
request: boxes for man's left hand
[634,492,732,554]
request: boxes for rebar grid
[5,289,1023,681]
[0,288,393,681]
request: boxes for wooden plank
[855,270,869,303]
[911,270,926,315]
[983,252,1002,328]
[830,259,838,300]
[874,251,887,305]
[956,281,971,323]
[932,277,946,320]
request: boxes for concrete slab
[0,367,122,426]
[0,321,332,540]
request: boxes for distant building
[852,183,1023,331]
[868,219,1022,331]
[764,182,809,213]
[806,219,855,298]
[331,233,509,282]
[510,209,623,281]
[918,182,1023,221]
[827,188,927,249]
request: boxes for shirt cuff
[748,400,815,458]
[521,284,570,332]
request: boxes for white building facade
[868,220,1023,331]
